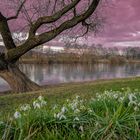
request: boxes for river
[0,63,140,91]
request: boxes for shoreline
[19,59,140,64]
[0,76,140,96]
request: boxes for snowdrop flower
[128,94,136,102]
[52,104,57,110]
[56,112,66,120]
[61,106,67,113]
[113,94,118,99]
[0,121,4,125]
[33,101,41,109]
[20,104,31,111]
[120,97,124,101]
[38,96,44,101]
[40,100,47,106]
[88,109,93,113]
[80,105,86,110]
[56,112,61,119]
[76,95,80,99]
[54,113,57,118]
[134,106,139,111]
[74,117,80,121]
[74,109,80,113]
[128,101,137,106]
[79,99,84,104]
[138,103,140,107]
[97,95,102,99]
[14,111,21,119]
[71,102,78,110]
[128,94,137,106]
[73,124,76,128]
[79,125,84,132]
[59,114,66,120]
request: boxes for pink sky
[93,0,140,47]
[0,0,140,47]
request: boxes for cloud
[109,41,140,47]
[129,33,137,37]
[99,0,140,42]
[1,0,140,44]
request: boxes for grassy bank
[0,77,140,116]
[0,77,140,139]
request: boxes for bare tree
[0,0,101,92]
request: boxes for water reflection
[21,63,140,84]
[0,63,140,91]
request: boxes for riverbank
[19,57,140,64]
[0,77,140,116]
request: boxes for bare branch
[6,0,100,62]
[7,0,27,21]
[29,0,81,35]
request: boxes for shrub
[109,56,127,65]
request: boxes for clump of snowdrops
[0,88,140,140]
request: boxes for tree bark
[0,64,41,93]
[0,0,101,93]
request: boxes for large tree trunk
[0,64,41,93]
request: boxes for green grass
[1,80,140,139]
[0,77,140,117]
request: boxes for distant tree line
[21,43,140,65]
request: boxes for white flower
[33,101,41,109]
[76,95,80,99]
[97,95,102,99]
[79,125,84,132]
[71,102,78,110]
[138,103,140,107]
[74,109,80,113]
[61,106,67,113]
[134,106,139,111]
[120,97,124,101]
[113,94,118,99]
[52,105,57,110]
[128,94,136,102]
[38,96,44,101]
[56,112,61,119]
[54,113,57,118]
[40,100,47,106]
[128,100,137,106]
[20,104,31,111]
[56,112,66,120]
[74,117,79,121]
[59,114,66,120]
[73,124,76,128]
[80,105,85,110]
[88,109,93,113]
[14,111,21,119]
[0,121,4,125]
[80,99,84,103]
[128,94,137,106]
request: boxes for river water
[0,63,140,91]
